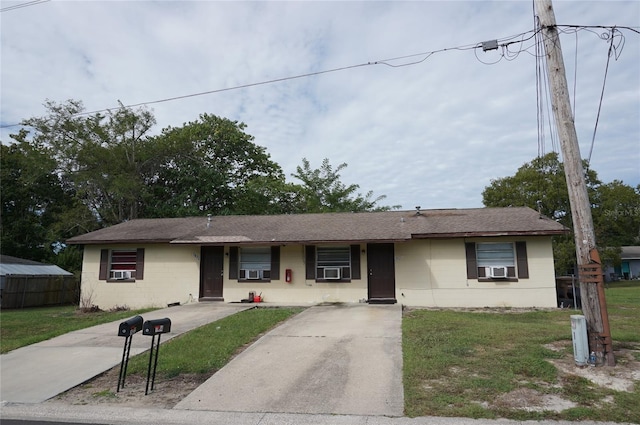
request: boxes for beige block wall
[80,237,557,310]
[222,245,369,304]
[395,237,557,308]
[80,244,201,310]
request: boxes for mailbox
[118,315,144,337]
[143,318,172,335]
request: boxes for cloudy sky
[1,0,638,210]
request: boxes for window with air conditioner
[109,250,137,281]
[239,247,271,281]
[476,242,515,279]
[465,241,529,281]
[316,246,351,281]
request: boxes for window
[305,245,361,282]
[317,246,351,280]
[99,248,144,281]
[476,243,514,279]
[229,246,280,281]
[239,247,271,280]
[476,243,514,267]
[465,241,529,281]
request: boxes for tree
[15,100,158,225]
[482,153,600,226]
[0,138,96,270]
[10,99,395,234]
[233,175,306,215]
[482,153,640,274]
[592,180,640,247]
[291,158,395,213]
[145,114,285,216]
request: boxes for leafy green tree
[291,158,395,213]
[233,175,306,215]
[10,99,395,253]
[145,114,285,216]
[0,138,95,270]
[482,153,640,274]
[15,100,158,225]
[592,180,640,247]
[482,153,599,226]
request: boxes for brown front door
[367,243,396,303]
[200,246,224,300]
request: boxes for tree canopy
[483,153,640,273]
[2,100,392,271]
[291,158,395,213]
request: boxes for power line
[0,0,50,13]
[0,32,522,128]
[587,28,618,167]
[1,24,636,129]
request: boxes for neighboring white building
[67,207,567,310]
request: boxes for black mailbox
[143,318,171,335]
[118,315,144,337]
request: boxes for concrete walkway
[0,303,254,403]
[175,304,404,416]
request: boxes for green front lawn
[0,305,156,353]
[403,281,640,422]
[2,282,639,422]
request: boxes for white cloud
[1,0,638,210]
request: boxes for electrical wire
[0,29,534,128]
[572,30,578,119]
[587,27,617,167]
[0,24,636,129]
[0,0,50,13]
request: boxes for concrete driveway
[174,304,404,416]
[0,303,253,404]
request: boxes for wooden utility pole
[535,0,614,366]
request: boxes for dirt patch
[489,342,640,413]
[49,367,210,409]
[493,387,577,412]
[545,340,640,393]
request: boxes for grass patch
[403,281,640,422]
[0,305,155,354]
[125,307,302,378]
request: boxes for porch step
[367,298,397,304]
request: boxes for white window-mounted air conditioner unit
[112,270,131,280]
[489,266,508,278]
[323,267,341,280]
[246,269,261,280]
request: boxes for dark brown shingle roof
[66,207,567,245]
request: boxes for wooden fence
[1,275,80,309]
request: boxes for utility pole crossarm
[534,0,614,366]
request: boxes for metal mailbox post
[116,315,144,392]
[142,318,172,395]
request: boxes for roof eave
[411,230,569,239]
[66,239,174,245]
[170,237,412,245]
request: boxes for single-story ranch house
[66,207,567,310]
